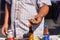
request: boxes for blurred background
[0,0,60,37]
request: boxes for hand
[32,15,43,24]
[2,23,8,36]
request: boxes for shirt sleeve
[37,0,52,7]
[5,0,12,4]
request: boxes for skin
[2,3,49,36]
[2,3,9,36]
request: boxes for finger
[2,27,6,36]
[33,19,41,24]
[37,19,41,22]
[36,19,41,23]
[6,27,8,34]
[32,21,38,24]
[28,24,33,27]
[34,15,38,19]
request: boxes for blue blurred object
[44,25,48,28]
[44,34,50,40]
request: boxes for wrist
[39,14,44,17]
[4,21,8,24]
[38,14,43,19]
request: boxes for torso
[11,0,38,20]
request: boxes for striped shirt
[6,0,51,31]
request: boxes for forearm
[38,4,49,18]
[4,4,9,24]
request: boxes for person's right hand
[2,23,8,36]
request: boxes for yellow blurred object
[34,36,40,40]
[29,33,34,40]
